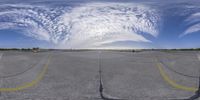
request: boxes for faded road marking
[197,54,200,61]
[0,55,51,92]
[155,59,197,92]
[0,53,3,60]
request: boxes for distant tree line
[0,48,200,52]
[0,47,40,51]
[161,48,200,51]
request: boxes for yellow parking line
[155,59,197,92]
[0,55,51,92]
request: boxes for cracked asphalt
[0,50,200,100]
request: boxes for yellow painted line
[0,55,51,92]
[155,59,197,92]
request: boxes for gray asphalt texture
[0,50,199,100]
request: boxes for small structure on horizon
[32,47,40,53]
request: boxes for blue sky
[0,29,52,48]
[0,0,200,49]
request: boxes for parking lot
[0,50,199,100]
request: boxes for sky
[0,0,200,49]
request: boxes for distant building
[32,47,40,53]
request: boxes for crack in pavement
[0,53,3,96]
[160,60,199,79]
[183,54,200,100]
[182,77,200,100]
[174,77,200,100]
[98,51,126,100]
[0,54,47,79]
[0,63,38,79]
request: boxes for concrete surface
[0,51,199,100]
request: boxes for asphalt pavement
[0,51,199,100]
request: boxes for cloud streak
[181,12,200,37]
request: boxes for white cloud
[60,3,161,48]
[0,3,161,48]
[184,12,200,25]
[181,23,200,36]
[181,12,200,37]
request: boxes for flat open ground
[0,50,200,100]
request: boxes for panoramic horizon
[1,1,200,100]
[0,0,200,49]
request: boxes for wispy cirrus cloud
[181,12,200,37]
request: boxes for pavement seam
[155,58,197,92]
[0,53,46,79]
[98,51,127,100]
[0,62,38,79]
[0,55,51,92]
[160,60,198,79]
[164,52,199,78]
